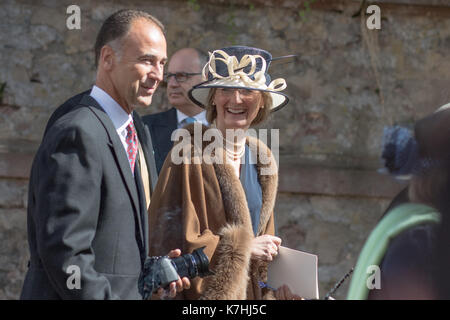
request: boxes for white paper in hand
[267,246,319,299]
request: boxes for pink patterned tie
[126,121,138,174]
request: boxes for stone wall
[1,0,449,299]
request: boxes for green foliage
[298,0,317,21]
[187,0,200,11]
[226,4,238,45]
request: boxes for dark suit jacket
[142,107,178,174]
[21,92,154,299]
[42,90,91,137]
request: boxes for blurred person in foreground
[347,103,450,300]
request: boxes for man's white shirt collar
[90,85,134,162]
[90,85,133,131]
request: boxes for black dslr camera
[138,247,212,300]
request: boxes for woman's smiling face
[213,88,264,131]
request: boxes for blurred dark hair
[94,9,165,68]
[410,106,450,299]
[408,108,450,210]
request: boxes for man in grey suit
[142,48,208,174]
[21,9,189,300]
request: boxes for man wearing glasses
[143,48,208,174]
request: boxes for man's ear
[99,45,115,71]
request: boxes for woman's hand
[250,235,282,261]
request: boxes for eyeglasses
[216,88,260,99]
[164,72,201,83]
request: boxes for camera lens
[191,247,211,276]
[171,246,211,279]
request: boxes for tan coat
[148,124,278,299]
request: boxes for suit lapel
[133,161,147,262]
[133,112,156,254]
[79,95,141,224]
[133,112,158,192]
[166,107,178,132]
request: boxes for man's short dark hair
[94,9,165,68]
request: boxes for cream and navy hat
[188,46,289,112]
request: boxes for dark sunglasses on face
[164,72,201,83]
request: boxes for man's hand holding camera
[139,247,211,300]
[151,249,191,299]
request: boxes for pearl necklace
[215,127,246,161]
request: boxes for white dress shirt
[90,85,134,164]
[176,109,209,128]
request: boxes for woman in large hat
[148,46,291,299]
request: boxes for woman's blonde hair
[205,88,272,126]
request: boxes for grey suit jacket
[21,93,154,300]
[142,107,178,175]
